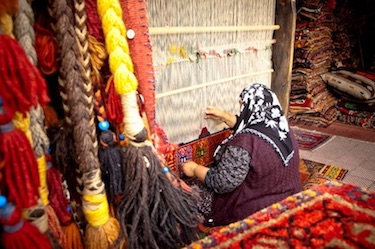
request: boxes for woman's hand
[205,106,237,128]
[205,106,225,121]
[182,161,198,177]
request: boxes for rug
[299,159,349,190]
[293,128,331,150]
[185,182,375,248]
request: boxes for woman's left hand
[182,161,198,177]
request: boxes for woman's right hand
[205,106,225,121]
[205,106,236,128]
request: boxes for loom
[147,0,277,144]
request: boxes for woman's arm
[205,106,237,128]
[182,161,209,182]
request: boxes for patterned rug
[293,128,332,151]
[299,159,349,190]
[186,182,375,248]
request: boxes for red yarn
[85,0,105,42]
[0,204,52,249]
[34,24,59,75]
[105,76,124,126]
[0,35,49,114]
[120,0,156,135]
[46,159,72,226]
[0,119,40,209]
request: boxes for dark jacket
[205,131,302,226]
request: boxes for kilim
[185,181,375,248]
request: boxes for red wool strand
[47,164,72,226]
[0,204,52,249]
[0,35,49,114]
[85,0,104,42]
[34,24,59,75]
[105,76,124,126]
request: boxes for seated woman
[182,83,303,227]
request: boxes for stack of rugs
[288,0,339,127]
[321,70,375,129]
[185,181,375,248]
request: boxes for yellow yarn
[37,156,49,206]
[0,13,14,38]
[13,112,33,147]
[97,0,138,94]
[83,194,110,227]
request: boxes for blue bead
[119,134,124,140]
[0,195,7,208]
[0,96,2,106]
[162,166,169,174]
[99,121,110,131]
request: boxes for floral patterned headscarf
[218,83,294,166]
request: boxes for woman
[182,83,303,226]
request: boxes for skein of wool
[98,130,123,201]
[0,34,49,115]
[48,0,120,247]
[0,196,52,249]
[13,2,68,247]
[119,0,156,135]
[46,155,84,249]
[97,1,201,247]
[0,100,40,210]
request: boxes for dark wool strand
[117,145,201,249]
[49,0,100,174]
[98,130,123,200]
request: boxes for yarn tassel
[0,196,52,249]
[0,103,39,210]
[46,154,85,249]
[98,130,123,201]
[97,1,201,247]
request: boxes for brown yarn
[49,0,99,173]
[48,0,120,248]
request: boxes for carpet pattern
[185,182,375,248]
[293,128,331,151]
[299,159,348,190]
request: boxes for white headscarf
[216,83,294,166]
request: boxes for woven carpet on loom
[186,182,375,248]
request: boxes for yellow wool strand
[13,112,33,145]
[97,0,138,94]
[82,194,110,227]
[37,156,49,206]
[0,13,14,38]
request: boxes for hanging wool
[105,76,124,127]
[0,0,18,16]
[48,0,120,248]
[34,24,59,75]
[0,196,52,249]
[13,2,69,247]
[0,34,49,115]
[119,0,156,135]
[97,0,201,248]
[0,100,40,211]
[98,130,123,201]
[85,0,105,42]
[46,154,85,249]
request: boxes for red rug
[186,182,375,248]
[293,128,331,150]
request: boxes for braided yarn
[49,0,120,248]
[98,1,201,248]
